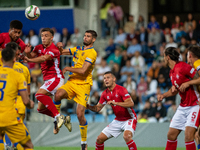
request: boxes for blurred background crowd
[6,0,200,123]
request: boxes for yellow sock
[53,100,61,113]
[79,121,88,143]
[0,140,4,150]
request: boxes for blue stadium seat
[94,114,105,122]
[107,114,115,122]
[85,114,93,123]
[70,114,79,123]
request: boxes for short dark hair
[6,42,19,52]
[2,47,15,62]
[41,28,54,36]
[104,71,115,77]
[164,47,180,62]
[188,45,200,59]
[85,30,97,39]
[10,20,23,30]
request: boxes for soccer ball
[25,5,40,20]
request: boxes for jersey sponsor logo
[190,68,195,74]
[82,52,85,56]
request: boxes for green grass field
[34,147,185,150]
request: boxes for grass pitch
[35,147,185,150]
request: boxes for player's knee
[23,140,34,149]
[167,132,177,141]
[185,132,194,142]
[123,133,132,143]
[55,90,64,102]
[96,135,104,144]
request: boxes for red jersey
[170,61,199,107]
[0,33,26,52]
[32,43,64,81]
[99,84,137,121]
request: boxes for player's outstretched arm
[87,103,105,112]
[62,61,91,75]
[24,54,52,63]
[19,90,34,109]
[107,98,134,108]
[157,86,178,101]
[57,42,71,55]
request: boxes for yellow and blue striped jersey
[68,46,97,85]
[0,67,27,127]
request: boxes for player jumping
[23,28,69,134]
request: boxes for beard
[83,41,92,46]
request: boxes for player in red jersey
[0,20,26,52]
[23,28,69,134]
[157,47,200,150]
[0,20,26,67]
[87,71,137,150]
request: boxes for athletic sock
[79,121,88,144]
[37,108,54,118]
[185,141,196,150]
[165,139,177,150]
[53,100,61,113]
[0,140,4,150]
[126,140,137,150]
[95,142,104,150]
[35,93,59,117]
[197,144,200,150]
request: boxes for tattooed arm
[86,103,105,112]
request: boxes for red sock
[95,142,104,150]
[126,140,137,150]
[185,141,196,150]
[165,139,177,150]
[35,93,59,117]
[37,108,54,118]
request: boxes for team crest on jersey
[107,96,110,99]
[38,50,41,53]
[115,94,118,97]
[176,74,179,79]
[82,52,85,56]
[170,76,172,80]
